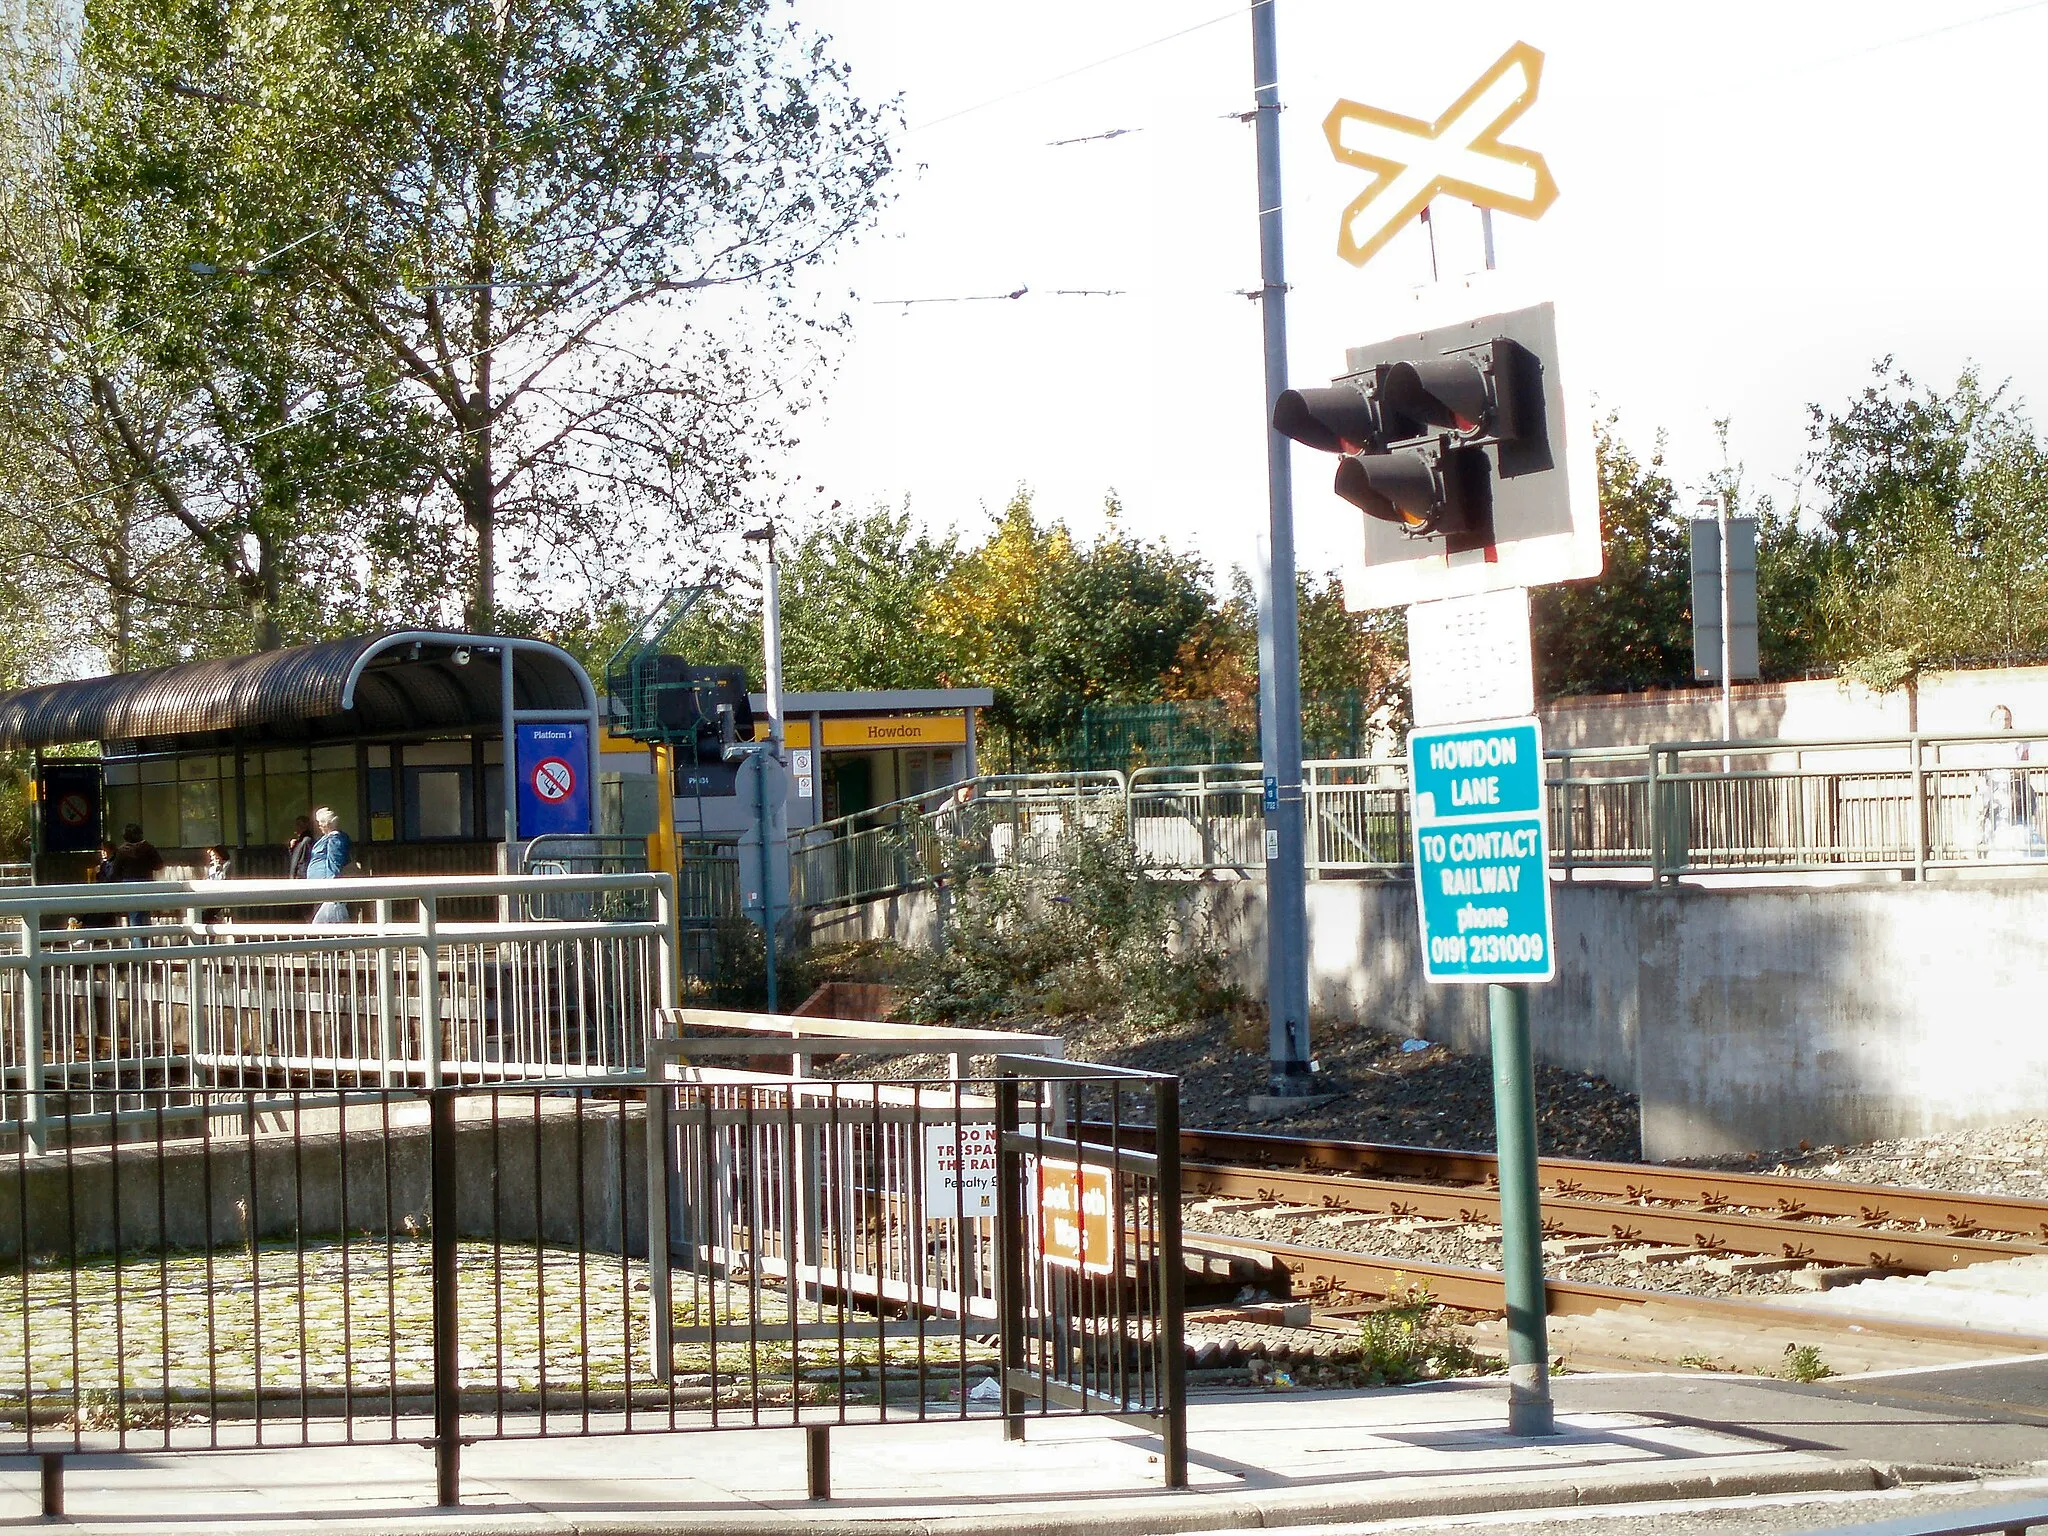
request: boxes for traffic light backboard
[1278,299,1600,610]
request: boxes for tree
[928,490,1216,762]
[1531,418,1693,697]
[69,0,896,634]
[0,3,235,669]
[660,506,959,691]
[1180,569,1408,754]
[1802,361,2048,677]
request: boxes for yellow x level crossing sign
[1324,42,1558,269]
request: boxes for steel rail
[1195,1231,2048,1355]
[1099,1125,2048,1242]
[1181,1160,2046,1273]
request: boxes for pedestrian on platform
[109,822,164,939]
[201,845,233,925]
[305,807,354,923]
[80,839,119,929]
[286,814,315,880]
[1975,704,2043,859]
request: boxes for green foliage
[901,807,1242,1032]
[3,0,895,663]
[1802,361,2048,675]
[1187,568,1409,755]
[1531,419,1693,697]
[934,490,1220,766]
[665,507,961,691]
[691,916,805,1013]
[1354,1284,1485,1386]
[1777,1343,1834,1383]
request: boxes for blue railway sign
[1408,717,1554,984]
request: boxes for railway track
[1098,1123,2048,1271]
[1084,1122,2048,1375]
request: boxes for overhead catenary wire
[866,285,1131,308]
[906,6,1242,134]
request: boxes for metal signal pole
[1250,0,1313,1099]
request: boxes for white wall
[1540,662,2048,750]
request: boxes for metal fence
[648,1015,1184,1486]
[790,773,1126,911]
[0,871,674,1152]
[0,1015,1185,1513]
[519,834,738,985]
[787,730,2048,908]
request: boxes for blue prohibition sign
[1408,718,1555,985]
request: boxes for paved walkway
[3,1365,2047,1535]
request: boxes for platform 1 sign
[1408,717,1553,984]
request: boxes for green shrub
[901,805,1243,1032]
[1355,1284,1486,1386]
[1778,1343,1834,1383]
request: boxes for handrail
[0,868,666,917]
[790,769,1126,849]
[790,728,2048,907]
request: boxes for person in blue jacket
[305,806,354,922]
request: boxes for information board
[921,1122,998,1219]
[1036,1159,1114,1274]
[514,723,592,839]
[1408,717,1554,984]
[1407,587,1535,727]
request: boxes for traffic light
[1272,301,1599,606]
[642,658,755,764]
[1275,336,1538,555]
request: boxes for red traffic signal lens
[1273,385,1379,454]
[1335,451,1439,529]
[1383,357,1491,436]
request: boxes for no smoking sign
[514,723,591,837]
[56,792,92,827]
[531,758,575,802]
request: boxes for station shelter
[0,631,602,884]
[598,687,993,839]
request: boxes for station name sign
[1408,717,1554,984]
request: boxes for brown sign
[1038,1159,1115,1275]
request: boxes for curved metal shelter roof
[0,631,599,754]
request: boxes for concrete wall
[1209,878,2048,1161]
[808,877,2048,1162]
[0,1100,646,1262]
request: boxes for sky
[768,0,2048,595]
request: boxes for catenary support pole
[1249,0,1313,1098]
[1488,981,1553,1435]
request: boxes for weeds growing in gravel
[1355,1284,1487,1385]
[1777,1343,1834,1382]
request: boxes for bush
[900,805,1242,1032]
[1355,1284,1486,1386]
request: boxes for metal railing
[790,773,1127,911]
[787,730,2048,908]
[0,1012,1185,1514]
[0,871,674,1151]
